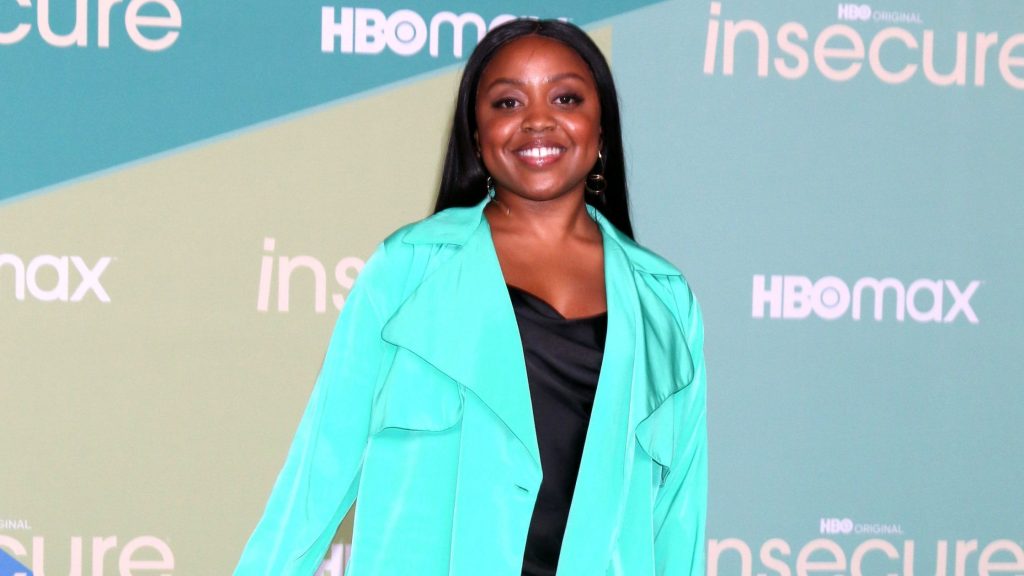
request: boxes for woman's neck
[485,189,599,243]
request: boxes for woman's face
[474,35,602,203]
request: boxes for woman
[236,19,706,576]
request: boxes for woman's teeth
[517,147,563,159]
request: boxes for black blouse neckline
[506,284,608,322]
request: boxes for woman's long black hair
[433,19,634,239]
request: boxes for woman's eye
[493,98,519,109]
[554,94,582,106]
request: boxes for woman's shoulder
[608,232,702,330]
[353,206,483,306]
[382,204,484,248]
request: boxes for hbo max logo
[752,275,980,324]
[837,4,872,21]
[321,7,523,57]
[820,517,854,535]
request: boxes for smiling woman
[475,34,607,319]
[235,18,707,576]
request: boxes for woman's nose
[521,105,555,132]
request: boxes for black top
[507,284,607,576]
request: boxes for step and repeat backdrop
[2,0,1022,574]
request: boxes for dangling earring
[586,151,607,196]
[486,176,510,215]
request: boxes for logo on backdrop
[0,520,31,531]
[0,0,182,51]
[0,253,112,303]
[321,6,555,57]
[820,517,903,536]
[836,4,922,25]
[0,533,174,575]
[702,1,1024,89]
[751,275,981,324]
[256,238,364,314]
[707,536,1024,576]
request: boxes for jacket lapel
[380,210,541,467]
[558,211,696,576]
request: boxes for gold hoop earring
[586,151,607,196]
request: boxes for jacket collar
[400,198,682,278]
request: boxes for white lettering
[354,7,386,54]
[811,276,850,320]
[752,275,981,323]
[761,538,792,576]
[320,7,554,58]
[707,538,1021,576]
[751,274,782,319]
[93,536,118,574]
[705,3,1024,89]
[257,238,364,314]
[0,253,27,300]
[37,0,88,47]
[709,538,753,576]
[71,256,112,302]
[386,9,427,56]
[124,0,181,52]
[775,22,809,79]
[723,18,769,76]
[998,33,1024,89]
[922,30,968,86]
[120,535,175,575]
[978,540,1024,576]
[850,539,899,576]
[819,517,853,535]
[0,534,175,575]
[0,0,181,49]
[703,2,722,75]
[869,28,918,84]
[1,254,112,303]
[796,538,846,576]
[906,279,943,323]
[0,0,32,45]
[814,24,864,82]
[782,275,813,319]
[837,5,871,23]
[943,280,980,323]
[852,277,906,321]
[322,6,354,53]
[429,11,484,58]
[957,540,979,576]
[26,255,69,302]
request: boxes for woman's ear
[474,131,480,157]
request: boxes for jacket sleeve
[235,245,394,576]
[653,277,708,576]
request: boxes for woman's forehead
[478,36,594,89]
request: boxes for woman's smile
[514,141,568,167]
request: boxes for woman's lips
[514,144,566,167]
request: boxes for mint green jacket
[235,200,707,576]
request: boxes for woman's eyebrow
[483,72,589,90]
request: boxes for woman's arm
[653,278,708,576]
[235,246,394,576]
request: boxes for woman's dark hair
[434,19,634,239]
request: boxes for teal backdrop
[2,1,1022,574]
